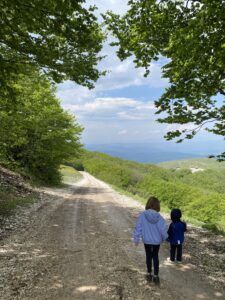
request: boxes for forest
[0,0,105,184]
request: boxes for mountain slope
[70,151,225,233]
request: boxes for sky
[56,0,224,156]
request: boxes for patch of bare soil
[0,166,39,240]
[184,225,225,290]
[0,172,224,300]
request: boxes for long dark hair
[145,196,160,212]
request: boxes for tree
[104,0,225,159]
[0,68,83,184]
[0,0,105,89]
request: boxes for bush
[0,69,83,185]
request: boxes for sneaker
[176,260,182,264]
[167,257,175,263]
[145,273,153,282]
[153,276,160,285]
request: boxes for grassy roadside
[75,151,225,235]
[60,165,83,185]
[108,183,224,235]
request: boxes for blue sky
[56,0,224,155]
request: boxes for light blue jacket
[134,209,168,245]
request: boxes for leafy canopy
[0,68,83,184]
[1,0,105,88]
[104,0,225,159]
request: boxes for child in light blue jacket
[134,196,168,284]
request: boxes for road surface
[0,172,224,299]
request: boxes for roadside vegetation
[70,151,225,234]
[60,165,83,185]
[1,1,104,186]
[0,68,83,185]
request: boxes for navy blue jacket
[168,221,187,245]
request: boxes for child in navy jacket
[167,208,187,262]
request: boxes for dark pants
[144,244,160,276]
[170,244,183,261]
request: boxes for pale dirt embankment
[0,172,224,300]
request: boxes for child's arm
[133,214,142,245]
[158,217,168,241]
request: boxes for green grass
[73,151,225,235]
[102,181,210,233]
[60,165,82,185]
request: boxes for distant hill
[158,158,225,171]
[85,140,225,164]
[85,143,204,163]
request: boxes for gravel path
[0,172,224,299]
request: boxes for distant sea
[85,141,224,164]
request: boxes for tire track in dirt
[0,172,224,299]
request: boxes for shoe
[153,276,160,285]
[167,257,175,263]
[145,273,153,282]
[176,260,182,264]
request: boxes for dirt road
[0,172,224,299]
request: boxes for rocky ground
[0,170,224,299]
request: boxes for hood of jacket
[144,209,160,224]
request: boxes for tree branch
[219,89,225,96]
[183,118,217,135]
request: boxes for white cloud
[80,116,166,144]
[56,0,169,144]
[86,0,128,16]
[118,129,127,135]
[91,0,168,91]
[62,97,156,122]
[57,15,168,103]
[57,2,168,106]
[96,53,168,91]
[57,85,96,104]
[57,57,168,107]
[59,95,166,144]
